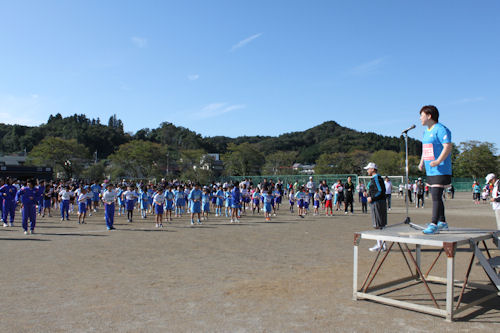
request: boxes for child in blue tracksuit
[117,186,125,216]
[165,187,174,222]
[0,177,18,227]
[188,184,203,225]
[224,188,232,218]
[102,184,118,230]
[139,186,150,219]
[175,186,186,217]
[215,186,224,217]
[16,180,39,234]
[263,190,273,222]
[59,186,72,221]
[202,187,211,221]
[90,181,101,212]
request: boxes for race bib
[422,143,435,161]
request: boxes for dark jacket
[344,181,355,200]
[368,174,386,202]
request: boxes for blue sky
[1,0,499,150]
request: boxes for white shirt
[122,190,138,201]
[384,181,392,194]
[306,181,315,192]
[492,180,500,210]
[60,190,72,200]
[102,189,117,204]
[78,193,87,203]
[154,193,166,205]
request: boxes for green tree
[222,143,265,176]
[314,153,336,174]
[454,141,498,178]
[28,137,90,179]
[178,149,206,172]
[263,151,297,175]
[108,140,168,179]
[82,160,107,181]
[370,150,402,175]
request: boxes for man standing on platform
[365,162,387,252]
[418,105,452,235]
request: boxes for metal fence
[221,174,358,187]
[221,174,480,192]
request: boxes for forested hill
[0,114,421,162]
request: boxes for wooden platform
[353,224,500,322]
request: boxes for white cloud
[231,33,263,51]
[187,74,200,81]
[131,36,148,48]
[193,102,246,119]
[0,94,45,126]
[350,56,387,75]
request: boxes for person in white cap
[306,176,315,205]
[485,173,500,230]
[364,162,387,252]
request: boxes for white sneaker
[369,245,381,252]
[155,223,159,228]
[235,219,240,223]
[24,231,28,235]
[3,223,7,227]
[230,219,234,224]
[9,223,13,227]
[345,212,348,215]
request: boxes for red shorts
[325,200,332,208]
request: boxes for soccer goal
[357,175,404,193]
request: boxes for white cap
[363,162,378,170]
[485,173,496,183]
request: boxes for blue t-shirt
[231,188,240,204]
[188,189,202,203]
[202,193,210,204]
[91,184,101,199]
[422,123,452,176]
[165,191,174,201]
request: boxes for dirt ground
[0,192,498,332]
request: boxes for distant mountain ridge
[0,114,421,163]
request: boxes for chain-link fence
[221,174,480,192]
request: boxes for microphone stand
[386,126,424,230]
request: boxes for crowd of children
[0,176,380,234]
[1,173,496,238]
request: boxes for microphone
[401,124,416,134]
